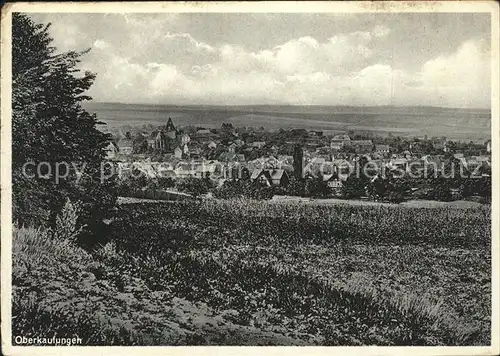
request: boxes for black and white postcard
[1,1,499,355]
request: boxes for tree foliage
[12,14,117,232]
[176,177,214,197]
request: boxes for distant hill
[84,102,491,142]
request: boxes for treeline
[116,170,491,204]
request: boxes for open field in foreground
[13,200,491,345]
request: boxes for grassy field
[12,199,491,345]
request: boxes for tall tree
[12,14,117,233]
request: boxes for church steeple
[165,117,176,133]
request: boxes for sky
[29,12,492,108]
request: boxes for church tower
[165,117,177,139]
[293,145,303,180]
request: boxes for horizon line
[87,101,491,111]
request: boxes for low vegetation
[12,199,491,345]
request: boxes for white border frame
[1,2,499,355]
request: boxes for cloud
[372,25,390,38]
[411,39,490,107]
[93,39,109,50]
[164,32,215,52]
[61,20,487,108]
[254,32,375,76]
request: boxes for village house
[146,133,156,149]
[191,128,217,143]
[160,169,177,178]
[432,139,450,152]
[374,144,390,155]
[193,161,217,178]
[261,156,278,168]
[105,141,119,160]
[156,162,175,175]
[130,162,157,178]
[251,141,266,149]
[310,157,327,165]
[182,144,189,158]
[389,158,409,172]
[305,158,338,177]
[320,162,336,175]
[351,140,374,154]
[117,138,133,156]
[473,155,491,163]
[409,141,424,153]
[218,152,245,163]
[181,133,191,145]
[432,141,444,151]
[216,163,246,180]
[330,134,351,150]
[421,155,443,173]
[268,169,290,187]
[315,146,332,155]
[174,146,183,159]
[366,159,386,175]
[323,173,344,189]
[316,153,332,162]
[305,135,321,147]
[207,140,217,149]
[233,138,245,147]
[277,155,294,165]
[189,147,202,160]
[233,154,246,163]
[174,162,194,178]
[250,168,290,187]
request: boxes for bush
[53,199,86,241]
[157,177,176,189]
[304,176,330,198]
[385,191,405,203]
[432,183,452,202]
[176,177,213,197]
[341,176,366,199]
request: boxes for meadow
[12,199,491,345]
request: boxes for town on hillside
[105,117,491,203]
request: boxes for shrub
[176,176,213,197]
[157,177,176,189]
[341,176,366,199]
[385,191,405,204]
[53,199,86,241]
